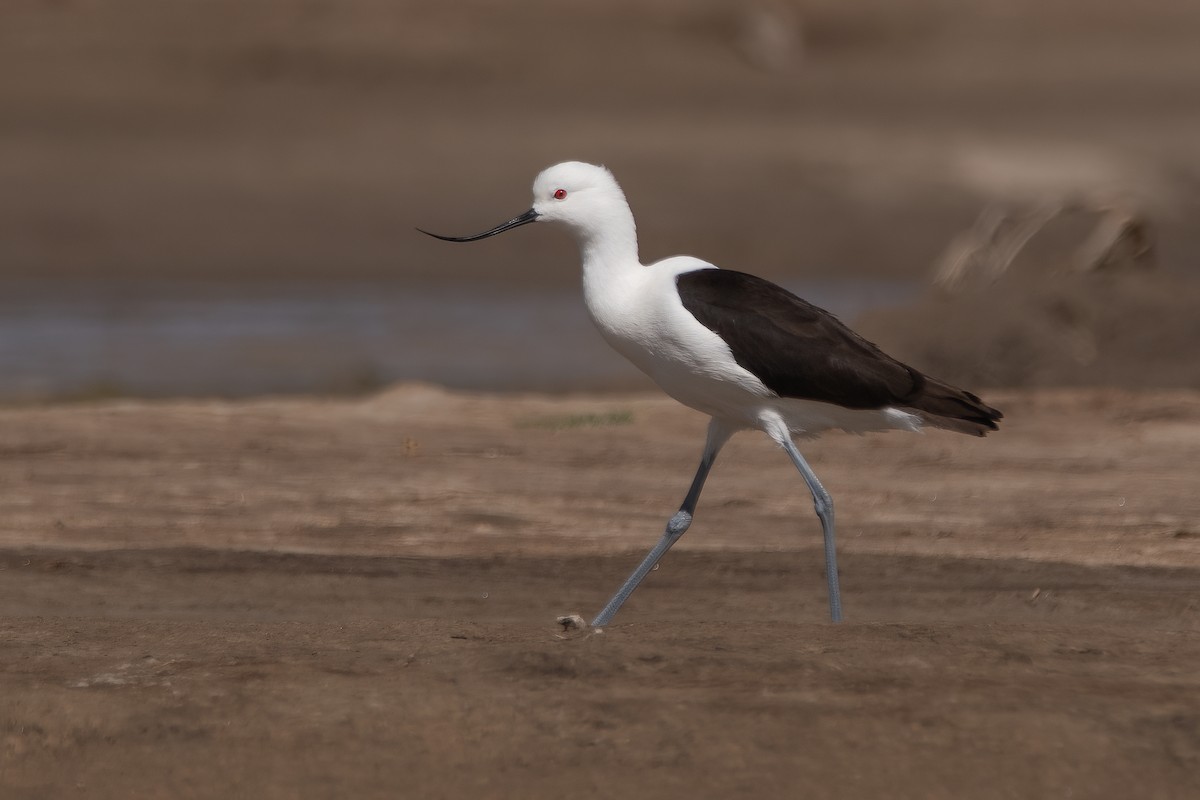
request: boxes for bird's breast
[582,270,773,414]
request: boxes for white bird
[420,161,1001,626]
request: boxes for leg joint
[812,488,833,518]
[666,510,693,537]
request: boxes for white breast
[583,258,774,421]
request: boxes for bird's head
[419,161,633,244]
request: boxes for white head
[419,161,636,249]
[530,162,630,234]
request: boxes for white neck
[578,202,642,300]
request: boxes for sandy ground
[2,385,1199,798]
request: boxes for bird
[420,161,1001,627]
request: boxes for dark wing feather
[676,269,1002,433]
[677,269,920,408]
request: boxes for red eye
[553,189,567,200]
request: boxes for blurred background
[3,0,1199,401]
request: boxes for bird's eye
[553,189,567,200]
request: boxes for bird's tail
[904,377,1003,437]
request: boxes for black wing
[676,269,1001,433]
[677,269,925,408]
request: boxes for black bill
[417,208,539,242]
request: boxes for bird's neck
[578,209,642,292]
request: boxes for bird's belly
[650,364,770,421]
[596,314,772,421]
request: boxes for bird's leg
[779,437,843,623]
[590,419,734,628]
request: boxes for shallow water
[0,280,918,400]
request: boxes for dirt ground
[1,385,1198,798]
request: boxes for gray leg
[590,419,734,627]
[779,437,843,623]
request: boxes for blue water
[0,280,918,400]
